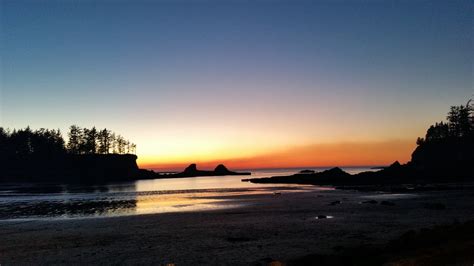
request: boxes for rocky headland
[244,102,474,188]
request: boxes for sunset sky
[1,0,472,170]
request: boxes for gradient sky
[1,0,472,170]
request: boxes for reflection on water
[134,191,233,215]
[0,167,371,220]
[0,186,320,220]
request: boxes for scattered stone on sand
[423,202,447,210]
[361,200,378,204]
[380,201,396,206]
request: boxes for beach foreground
[1,186,474,265]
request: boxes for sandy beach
[1,186,474,265]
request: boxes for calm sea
[0,167,374,220]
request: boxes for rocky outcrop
[410,138,474,179]
[245,148,473,186]
[170,164,250,178]
[245,167,352,185]
[214,164,231,174]
[184,163,198,174]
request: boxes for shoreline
[0,185,319,220]
[1,187,473,265]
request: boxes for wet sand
[1,187,474,265]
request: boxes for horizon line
[143,163,391,172]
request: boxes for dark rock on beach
[361,200,378,204]
[380,201,396,206]
[423,202,447,210]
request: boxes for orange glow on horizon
[138,139,416,171]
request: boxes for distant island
[166,163,250,178]
[244,101,474,187]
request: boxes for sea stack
[214,164,230,174]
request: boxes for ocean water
[0,167,374,220]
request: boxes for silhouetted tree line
[0,127,65,157]
[0,125,136,158]
[66,125,136,155]
[417,100,474,145]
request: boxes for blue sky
[1,0,472,168]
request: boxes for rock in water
[184,164,197,173]
[214,164,230,174]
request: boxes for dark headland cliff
[0,153,142,183]
[0,126,150,183]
